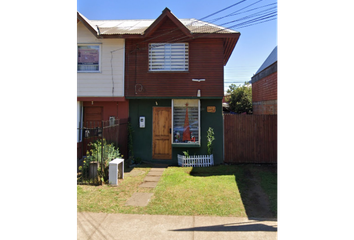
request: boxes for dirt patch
[239,167,274,218]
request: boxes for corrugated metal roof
[92,19,153,35]
[182,19,237,34]
[85,18,238,35]
[255,46,277,75]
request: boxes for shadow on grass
[124,162,168,173]
[190,164,277,219]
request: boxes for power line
[110,1,248,53]
[109,1,276,54]
[208,0,265,23]
[229,3,277,17]
[224,81,249,83]
[196,1,277,34]
[218,10,277,28]
[149,11,274,46]
[236,16,276,29]
[200,0,247,21]
[145,4,276,44]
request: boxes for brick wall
[252,71,277,102]
[252,71,277,115]
[253,100,277,115]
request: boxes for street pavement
[77,212,277,240]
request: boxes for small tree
[207,127,215,155]
[227,82,252,114]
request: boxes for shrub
[207,127,215,155]
[82,139,120,183]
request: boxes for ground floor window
[172,99,200,146]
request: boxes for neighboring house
[77,12,129,159]
[250,46,277,115]
[121,8,239,164]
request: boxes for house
[77,12,129,159]
[122,8,240,164]
[250,46,277,115]
[77,8,240,165]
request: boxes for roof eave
[223,33,240,66]
[95,33,146,39]
[77,12,100,38]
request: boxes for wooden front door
[82,106,103,155]
[83,106,103,127]
[152,107,172,159]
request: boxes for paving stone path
[125,164,168,207]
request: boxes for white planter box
[177,154,214,167]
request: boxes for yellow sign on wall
[207,106,216,113]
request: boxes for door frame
[152,106,172,160]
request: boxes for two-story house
[124,8,240,164]
[77,8,240,165]
[77,12,129,159]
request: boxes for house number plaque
[207,106,216,113]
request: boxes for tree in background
[226,82,252,114]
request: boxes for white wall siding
[77,101,83,142]
[77,22,125,97]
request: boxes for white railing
[177,154,214,167]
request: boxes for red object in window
[182,103,191,142]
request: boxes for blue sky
[77,0,277,92]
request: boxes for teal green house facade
[128,98,224,164]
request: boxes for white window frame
[171,99,200,146]
[77,44,101,72]
[149,43,189,72]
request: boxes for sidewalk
[77,212,277,240]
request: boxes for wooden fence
[224,114,277,163]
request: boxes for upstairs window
[77,45,100,72]
[149,43,188,71]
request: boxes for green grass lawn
[77,164,277,217]
[146,166,246,216]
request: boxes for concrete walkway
[125,164,167,207]
[77,212,277,240]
